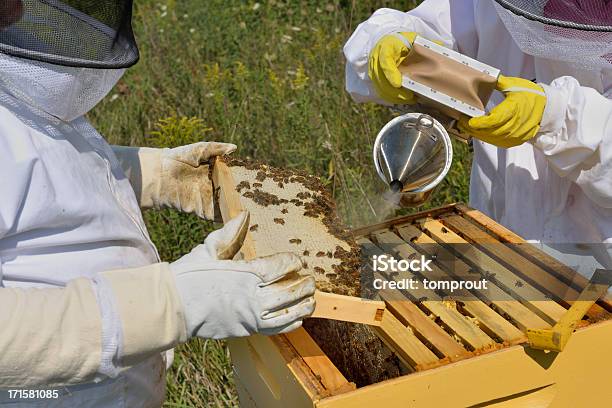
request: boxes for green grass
[89,1,471,406]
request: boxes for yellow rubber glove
[458,75,547,148]
[368,32,419,105]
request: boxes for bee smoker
[373,36,501,207]
[373,113,452,207]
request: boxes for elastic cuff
[368,25,415,57]
[390,32,413,49]
[137,147,163,209]
[538,83,568,134]
[100,263,188,368]
[91,274,122,378]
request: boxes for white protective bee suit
[0,63,315,407]
[344,0,612,279]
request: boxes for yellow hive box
[212,160,612,408]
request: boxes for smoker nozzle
[389,180,403,193]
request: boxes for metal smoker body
[373,113,452,207]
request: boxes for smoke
[374,189,401,220]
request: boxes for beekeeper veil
[493,0,612,70]
[0,0,138,121]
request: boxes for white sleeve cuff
[539,83,568,134]
[91,274,123,379]
[136,147,163,209]
[533,82,569,152]
[111,146,162,209]
[99,263,188,368]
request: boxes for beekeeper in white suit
[345,0,612,279]
[0,1,314,406]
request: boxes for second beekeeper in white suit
[344,0,612,279]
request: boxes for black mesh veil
[0,0,139,68]
[493,0,612,31]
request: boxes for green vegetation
[89,1,471,406]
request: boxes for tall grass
[89,1,470,406]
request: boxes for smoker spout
[389,180,403,193]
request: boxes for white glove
[171,211,316,339]
[112,141,237,220]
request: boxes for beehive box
[212,160,612,407]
